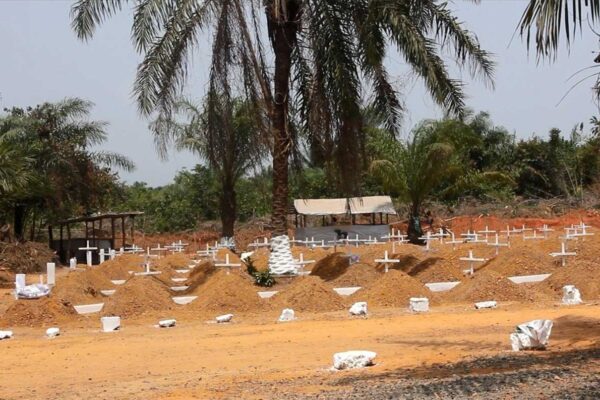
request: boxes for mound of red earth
[0,269,15,289]
[183,261,216,293]
[544,260,600,300]
[442,269,552,304]
[1,297,79,327]
[330,263,382,288]
[102,275,174,318]
[353,270,431,308]
[0,241,57,273]
[97,255,144,279]
[188,270,265,315]
[52,268,113,304]
[271,276,346,312]
[309,253,350,281]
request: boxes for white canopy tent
[348,196,397,215]
[293,198,348,216]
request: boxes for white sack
[0,330,13,340]
[46,327,60,338]
[158,319,176,328]
[333,351,377,370]
[349,302,368,316]
[510,319,553,351]
[278,308,295,322]
[216,314,233,323]
[562,285,582,305]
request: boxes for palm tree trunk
[13,204,26,242]
[269,13,298,236]
[407,202,423,244]
[220,179,236,238]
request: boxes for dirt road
[1,303,600,399]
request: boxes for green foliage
[244,256,276,287]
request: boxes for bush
[244,256,276,287]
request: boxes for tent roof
[294,198,348,216]
[348,196,397,215]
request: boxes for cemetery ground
[2,212,600,398]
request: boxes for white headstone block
[158,319,176,328]
[409,297,429,313]
[101,316,121,332]
[562,285,582,305]
[278,308,296,322]
[46,327,60,338]
[0,330,13,340]
[216,314,233,323]
[69,258,77,269]
[349,302,368,316]
[46,263,56,286]
[475,301,497,309]
[333,351,377,370]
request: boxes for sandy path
[1,303,600,399]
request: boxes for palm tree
[71,0,494,238]
[370,124,454,243]
[151,96,267,237]
[0,98,134,240]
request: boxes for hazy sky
[1,0,599,186]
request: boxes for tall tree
[71,0,494,237]
[151,97,267,237]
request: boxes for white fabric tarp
[294,198,348,216]
[17,283,51,299]
[510,319,553,351]
[348,196,396,215]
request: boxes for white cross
[549,242,577,267]
[78,240,98,267]
[214,253,242,274]
[487,233,509,255]
[478,226,496,241]
[374,250,401,273]
[459,250,486,275]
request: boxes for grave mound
[310,253,350,281]
[484,241,557,276]
[354,270,431,308]
[544,260,600,299]
[1,297,79,327]
[154,253,191,273]
[98,255,143,279]
[271,276,345,312]
[102,275,174,318]
[0,269,15,289]
[331,263,381,288]
[184,261,216,293]
[442,269,551,303]
[52,269,113,304]
[189,270,264,314]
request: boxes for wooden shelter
[48,212,143,264]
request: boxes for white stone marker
[99,249,106,264]
[349,302,368,316]
[409,297,429,312]
[0,330,13,340]
[158,319,177,328]
[78,240,98,267]
[216,314,233,323]
[562,285,582,305]
[475,301,497,309]
[15,273,26,290]
[101,316,121,332]
[333,351,376,370]
[69,257,77,270]
[46,327,60,338]
[278,308,296,322]
[46,263,56,286]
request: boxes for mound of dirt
[1,297,79,327]
[271,276,345,312]
[0,269,15,288]
[309,253,350,281]
[442,269,552,304]
[102,276,174,318]
[183,261,216,293]
[52,269,113,304]
[354,270,431,308]
[96,255,143,279]
[153,253,191,273]
[331,263,382,288]
[0,241,57,273]
[189,270,264,314]
[544,261,600,300]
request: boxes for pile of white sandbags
[333,351,377,370]
[510,319,553,351]
[268,235,298,275]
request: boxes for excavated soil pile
[215,248,242,264]
[246,248,270,271]
[0,241,57,273]
[310,253,350,281]
[484,240,558,276]
[98,255,143,279]
[0,269,15,288]
[189,270,265,314]
[183,261,217,293]
[102,276,174,318]
[544,260,600,300]
[354,270,431,308]
[154,253,191,273]
[442,269,552,304]
[1,297,79,327]
[52,269,113,304]
[331,263,382,288]
[271,276,346,312]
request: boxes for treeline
[111,112,600,234]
